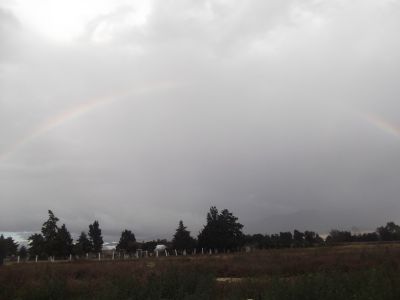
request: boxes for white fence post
[98,252,101,261]
[35,255,38,263]
[17,256,20,263]
[175,249,178,256]
[112,251,115,260]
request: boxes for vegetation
[1,208,400,263]
[0,235,18,265]
[2,208,400,298]
[172,220,196,253]
[74,232,92,256]
[198,207,244,251]
[89,220,104,253]
[116,229,137,254]
[1,244,400,299]
[25,211,104,259]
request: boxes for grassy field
[1,244,400,299]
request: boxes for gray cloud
[1,0,400,241]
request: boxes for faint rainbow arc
[0,95,115,162]
[362,112,400,138]
[0,82,178,162]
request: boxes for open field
[1,244,400,299]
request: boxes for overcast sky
[1,0,400,242]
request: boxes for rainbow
[0,81,178,162]
[362,111,400,138]
[0,95,115,162]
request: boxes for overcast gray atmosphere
[1,0,400,243]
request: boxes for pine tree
[116,230,137,254]
[55,224,73,257]
[0,235,20,265]
[74,232,92,255]
[5,237,18,255]
[41,210,59,241]
[89,220,103,253]
[172,220,195,252]
[41,210,59,256]
[28,233,45,258]
[198,206,220,250]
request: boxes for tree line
[1,207,400,264]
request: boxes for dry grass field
[1,244,400,299]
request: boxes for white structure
[154,244,167,252]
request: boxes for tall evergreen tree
[5,237,18,255]
[198,206,220,250]
[172,220,195,252]
[116,230,137,254]
[41,210,59,241]
[74,232,92,255]
[89,220,103,253]
[218,209,244,250]
[41,210,59,256]
[55,224,73,257]
[0,235,19,265]
[28,233,46,258]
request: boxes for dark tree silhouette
[55,224,73,257]
[140,240,163,252]
[245,234,268,249]
[326,230,353,244]
[0,235,19,265]
[304,231,323,246]
[377,222,400,241]
[18,246,28,259]
[116,230,137,254]
[278,232,293,248]
[293,230,305,247]
[74,232,92,255]
[28,233,46,258]
[270,234,280,248]
[198,206,220,250]
[172,220,195,252]
[89,220,103,253]
[198,206,244,251]
[354,232,379,242]
[218,209,245,250]
[0,236,7,265]
[41,210,59,256]
[5,236,18,255]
